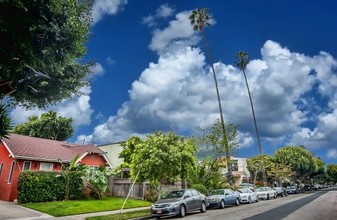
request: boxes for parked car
[238,183,256,190]
[151,189,207,218]
[274,187,288,197]
[286,185,300,194]
[235,187,259,204]
[255,187,277,200]
[206,188,240,209]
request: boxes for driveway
[0,201,52,220]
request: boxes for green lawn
[21,197,152,217]
[86,209,151,220]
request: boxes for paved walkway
[0,201,150,220]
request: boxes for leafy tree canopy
[0,0,93,108]
[273,146,316,181]
[0,103,12,138]
[13,110,74,141]
[327,164,337,183]
[121,131,198,189]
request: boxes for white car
[255,187,277,200]
[235,187,258,204]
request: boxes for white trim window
[39,162,53,171]
[8,161,15,184]
[23,161,31,171]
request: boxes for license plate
[157,209,162,214]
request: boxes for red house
[0,134,112,202]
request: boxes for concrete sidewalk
[0,201,150,220]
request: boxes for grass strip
[86,209,151,220]
[21,197,152,217]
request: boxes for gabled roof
[1,134,105,163]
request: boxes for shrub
[18,170,83,203]
[18,171,63,203]
[191,183,209,196]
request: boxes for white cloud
[10,86,94,128]
[89,62,105,78]
[327,149,337,159]
[106,57,116,66]
[142,4,175,27]
[78,10,337,157]
[91,0,128,25]
[78,39,337,154]
[149,11,198,54]
[10,62,106,130]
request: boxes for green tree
[195,119,238,186]
[235,51,267,186]
[273,146,316,182]
[311,157,326,184]
[268,162,294,186]
[189,9,232,182]
[0,103,12,138]
[13,110,74,141]
[327,164,337,183]
[0,0,93,108]
[247,154,273,185]
[123,131,198,190]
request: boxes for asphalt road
[150,187,337,220]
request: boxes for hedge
[17,171,83,203]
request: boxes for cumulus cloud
[149,11,199,54]
[10,86,94,128]
[78,10,337,159]
[142,4,175,27]
[91,0,128,25]
[327,149,337,159]
[78,40,337,153]
[106,56,116,66]
[9,63,107,129]
[89,62,105,78]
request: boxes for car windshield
[236,188,250,193]
[161,190,185,199]
[287,186,296,189]
[255,188,265,192]
[210,189,224,195]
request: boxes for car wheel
[267,194,270,200]
[220,200,225,209]
[201,202,207,213]
[256,197,259,202]
[179,205,186,217]
[274,194,277,199]
[248,197,252,204]
[235,198,240,206]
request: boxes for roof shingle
[2,134,104,163]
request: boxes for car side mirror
[184,195,191,199]
[225,193,229,196]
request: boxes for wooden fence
[109,178,181,199]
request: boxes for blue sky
[11,0,337,165]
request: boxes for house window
[231,162,239,171]
[23,161,31,171]
[40,162,53,171]
[0,162,3,176]
[8,161,15,184]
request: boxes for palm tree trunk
[201,31,232,183]
[242,69,267,186]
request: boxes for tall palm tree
[189,8,233,183]
[235,51,267,186]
